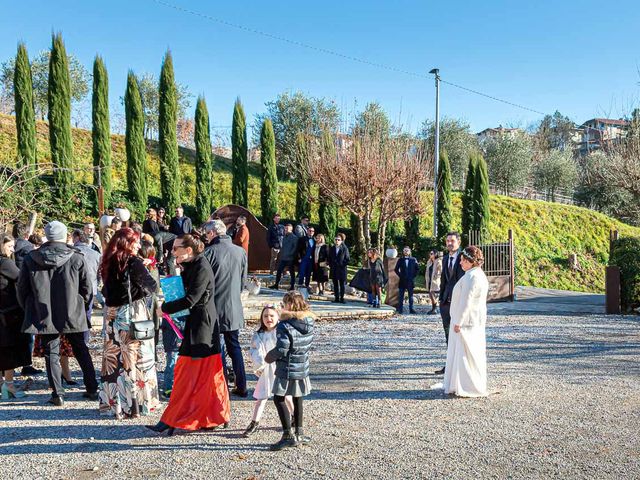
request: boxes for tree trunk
[377,219,387,254]
[363,209,372,251]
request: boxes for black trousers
[332,277,346,300]
[275,259,296,288]
[440,302,451,345]
[41,332,98,398]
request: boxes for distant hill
[2,113,638,293]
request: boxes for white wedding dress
[443,266,489,397]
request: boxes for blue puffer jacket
[265,311,314,381]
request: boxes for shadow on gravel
[309,388,446,401]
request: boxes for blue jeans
[164,351,179,391]
[220,330,247,392]
[398,286,414,313]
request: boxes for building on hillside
[578,118,629,155]
[476,126,525,143]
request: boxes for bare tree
[0,163,50,232]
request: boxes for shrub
[610,237,640,312]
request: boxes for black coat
[18,242,92,335]
[439,252,465,304]
[169,216,193,236]
[394,256,420,289]
[102,256,157,308]
[13,238,33,271]
[267,223,285,249]
[265,311,314,381]
[0,257,25,346]
[328,244,350,281]
[312,244,329,283]
[142,219,161,236]
[368,258,387,286]
[202,235,247,332]
[162,255,219,359]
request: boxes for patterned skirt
[33,334,74,358]
[98,302,160,419]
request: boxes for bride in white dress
[443,246,489,397]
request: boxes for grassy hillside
[2,113,639,293]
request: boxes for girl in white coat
[443,246,490,397]
[243,306,294,436]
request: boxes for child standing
[243,305,293,437]
[265,291,315,450]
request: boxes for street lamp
[429,68,440,239]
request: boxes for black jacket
[13,238,33,271]
[142,219,161,236]
[394,256,420,289]
[368,258,387,286]
[0,256,25,347]
[18,242,92,335]
[265,311,314,381]
[202,235,247,332]
[439,252,465,304]
[162,255,219,359]
[279,233,299,262]
[169,216,193,236]
[102,256,157,308]
[297,235,316,263]
[328,244,350,280]
[267,223,285,249]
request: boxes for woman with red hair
[98,228,160,419]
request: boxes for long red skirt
[160,354,230,430]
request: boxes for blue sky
[2,0,639,139]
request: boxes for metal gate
[468,229,515,302]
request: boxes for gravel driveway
[0,309,638,479]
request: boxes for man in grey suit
[203,219,248,397]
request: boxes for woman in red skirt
[146,234,230,435]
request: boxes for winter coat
[13,238,33,271]
[232,224,250,255]
[279,233,299,262]
[368,258,387,287]
[202,235,247,332]
[0,256,26,347]
[74,242,101,295]
[18,242,92,335]
[294,224,308,238]
[328,243,350,281]
[312,244,329,282]
[250,329,278,399]
[161,254,219,359]
[267,223,285,249]
[265,311,314,381]
[394,256,420,289]
[102,256,157,308]
[426,257,443,293]
[169,215,193,236]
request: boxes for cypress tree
[48,33,74,201]
[91,55,112,211]
[14,42,37,171]
[472,155,491,244]
[294,132,311,220]
[125,72,148,220]
[231,98,248,207]
[436,149,453,246]
[404,216,420,251]
[194,96,213,224]
[260,118,278,222]
[461,152,478,245]
[318,130,338,240]
[158,50,181,211]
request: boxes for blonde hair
[282,291,309,312]
[315,233,325,244]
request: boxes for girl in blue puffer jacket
[265,291,315,451]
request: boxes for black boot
[243,420,259,437]
[269,431,298,451]
[146,421,175,436]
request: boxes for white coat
[443,266,489,397]
[249,329,278,400]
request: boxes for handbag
[125,266,155,341]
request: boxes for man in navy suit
[328,235,350,303]
[435,231,466,374]
[394,246,419,314]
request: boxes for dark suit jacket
[169,216,193,236]
[328,244,350,280]
[394,256,419,289]
[297,236,316,263]
[439,251,465,304]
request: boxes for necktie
[449,256,454,277]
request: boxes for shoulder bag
[126,265,155,341]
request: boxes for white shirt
[448,251,459,271]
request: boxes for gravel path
[0,309,638,479]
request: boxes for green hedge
[610,237,640,312]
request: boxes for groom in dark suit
[435,231,465,375]
[394,246,419,314]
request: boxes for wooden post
[605,266,621,314]
[97,186,105,215]
[508,229,515,301]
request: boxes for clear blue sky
[2,0,639,138]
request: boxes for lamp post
[429,68,440,239]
